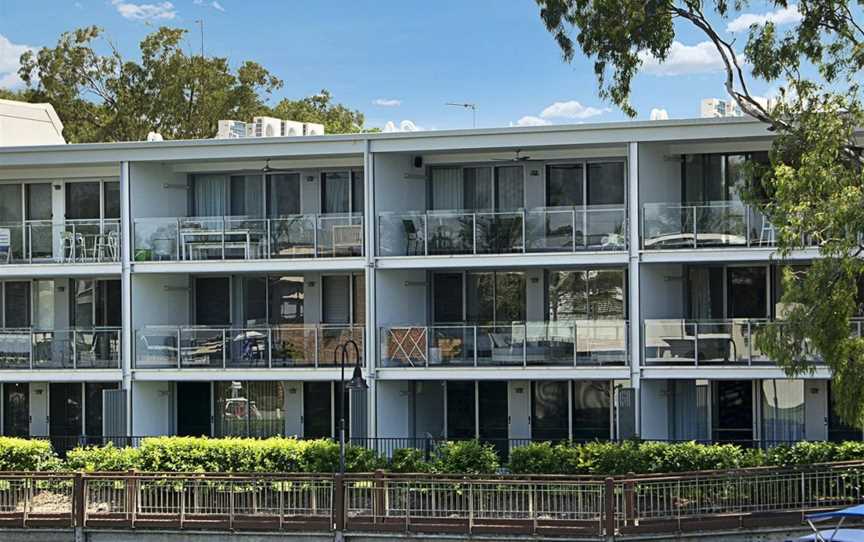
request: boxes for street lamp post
[334,339,368,474]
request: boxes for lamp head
[346,365,368,391]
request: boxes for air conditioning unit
[252,116,283,138]
[281,120,305,137]
[303,122,325,136]
[216,120,248,139]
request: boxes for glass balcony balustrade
[377,207,627,256]
[380,321,628,368]
[134,324,364,369]
[0,328,121,369]
[132,214,363,262]
[641,201,775,249]
[0,220,121,264]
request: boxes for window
[214,381,285,438]
[572,381,610,441]
[0,185,22,223]
[3,383,28,437]
[683,152,769,204]
[587,163,625,206]
[65,182,101,220]
[430,165,524,211]
[434,271,526,324]
[761,379,804,443]
[532,381,569,441]
[322,171,363,214]
[546,165,583,207]
[3,281,30,328]
[446,381,475,439]
[433,273,463,323]
[230,175,264,217]
[268,276,304,324]
[546,269,626,321]
[546,162,625,207]
[727,266,768,318]
[267,174,301,217]
[85,383,118,437]
[104,182,121,219]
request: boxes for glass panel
[353,274,365,325]
[195,277,230,326]
[761,379,804,444]
[267,173,301,217]
[576,321,628,365]
[495,166,523,211]
[446,381,475,439]
[430,167,463,210]
[478,381,508,456]
[318,213,363,257]
[104,182,120,219]
[526,322,574,366]
[322,172,350,214]
[433,273,463,323]
[464,167,492,211]
[65,182,101,220]
[72,279,95,328]
[227,327,269,367]
[467,272,494,323]
[230,175,264,217]
[587,270,625,319]
[26,184,52,221]
[526,208,574,252]
[828,382,861,442]
[712,380,753,444]
[496,272,526,321]
[4,281,30,328]
[176,382,211,437]
[378,213,425,256]
[476,212,523,253]
[428,325,474,365]
[33,280,54,329]
[587,163,625,205]
[548,271,588,321]
[269,276,304,324]
[50,383,82,437]
[352,170,364,214]
[135,327,179,368]
[214,381,284,438]
[85,383,118,436]
[643,320,697,365]
[478,324,523,366]
[323,275,350,324]
[0,184,22,223]
[76,328,120,368]
[3,383,28,437]
[427,212,472,254]
[243,277,267,326]
[269,215,315,258]
[303,382,332,438]
[0,329,30,368]
[585,208,626,249]
[572,381,610,441]
[271,326,316,367]
[133,218,178,262]
[547,165,583,207]
[727,266,768,318]
[180,328,225,368]
[532,381,569,441]
[97,280,121,327]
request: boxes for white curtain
[669,380,708,441]
[231,175,264,217]
[194,175,227,216]
[431,167,463,210]
[761,379,805,443]
[323,172,350,214]
[496,166,524,211]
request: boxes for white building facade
[0,117,855,453]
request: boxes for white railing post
[72,330,77,369]
[176,218,181,261]
[693,322,699,367]
[266,218,272,260]
[745,204,751,247]
[222,328,227,368]
[572,208,577,252]
[473,326,478,367]
[28,330,33,370]
[573,323,578,367]
[177,328,182,369]
[423,213,429,255]
[313,214,319,258]
[582,207,588,249]
[314,326,320,368]
[472,213,477,254]
[522,324,527,367]
[692,206,698,249]
[747,321,753,366]
[268,328,273,369]
[521,210,527,253]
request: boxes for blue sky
[0,0,796,131]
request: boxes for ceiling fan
[492,149,531,162]
[262,159,273,173]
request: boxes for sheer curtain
[495,166,524,211]
[762,379,805,443]
[669,380,708,441]
[230,175,264,217]
[431,167,463,210]
[322,172,350,214]
[194,175,227,216]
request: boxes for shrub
[0,437,58,471]
[65,443,140,472]
[508,442,558,474]
[433,440,499,474]
[389,448,432,473]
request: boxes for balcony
[642,202,775,250]
[0,220,121,264]
[132,214,363,262]
[0,328,121,369]
[380,321,628,367]
[134,324,364,369]
[377,207,627,257]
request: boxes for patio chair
[61,231,85,262]
[402,220,422,255]
[0,228,10,264]
[332,223,362,256]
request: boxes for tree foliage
[14,26,367,142]
[535,0,864,425]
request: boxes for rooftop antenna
[446,102,477,128]
[194,19,205,56]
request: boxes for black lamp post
[334,339,367,474]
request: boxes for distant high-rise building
[700,98,743,118]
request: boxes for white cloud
[649,108,669,120]
[727,4,802,32]
[373,98,401,107]
[194,0,224,12]
[111,0,176,21]
[0,33,35,89]
[639,41,744,76]
[540,100,608,119]
[512,115,550,127]
[383,120,422,132]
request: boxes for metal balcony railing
[0,328,121,369]
[0,219,121,264]
[132,214,364,262]
[134,324,364,369]
[378,206,627,256]
[380,321,628,368]
[643,318,864,366]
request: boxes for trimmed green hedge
[6,436,864,475]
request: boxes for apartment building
[0,116,857,453]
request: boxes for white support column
[627,142,642,436]
[120,161,133,436]
[363,139,377,441]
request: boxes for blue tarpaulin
[808,505,864,522]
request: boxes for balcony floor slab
[640,366,832,380]
[0,369,122,382]
[640,247,820,264]
[131,258,365,274]
[375,367,631,380]
[131,368,348,381]
[375,252,628,269]
[0,263,121,278]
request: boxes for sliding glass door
[2,383,28,437]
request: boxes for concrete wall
[283,381,303,437]
[376,380,412,438]
[413,380,445,438]
[131,274,190,327]
[640,379,670,440]
[640,264,684,319]
[0,99,65,146]
[638,142,681,205]
[376,270,427,325]
[132,381,174,436]
[373,153,426,214]
[130,162,189,219]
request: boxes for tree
[16,26,370,142]
[270,90,368,134]
[535,1,864,425]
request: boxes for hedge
[6,436,864,475]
